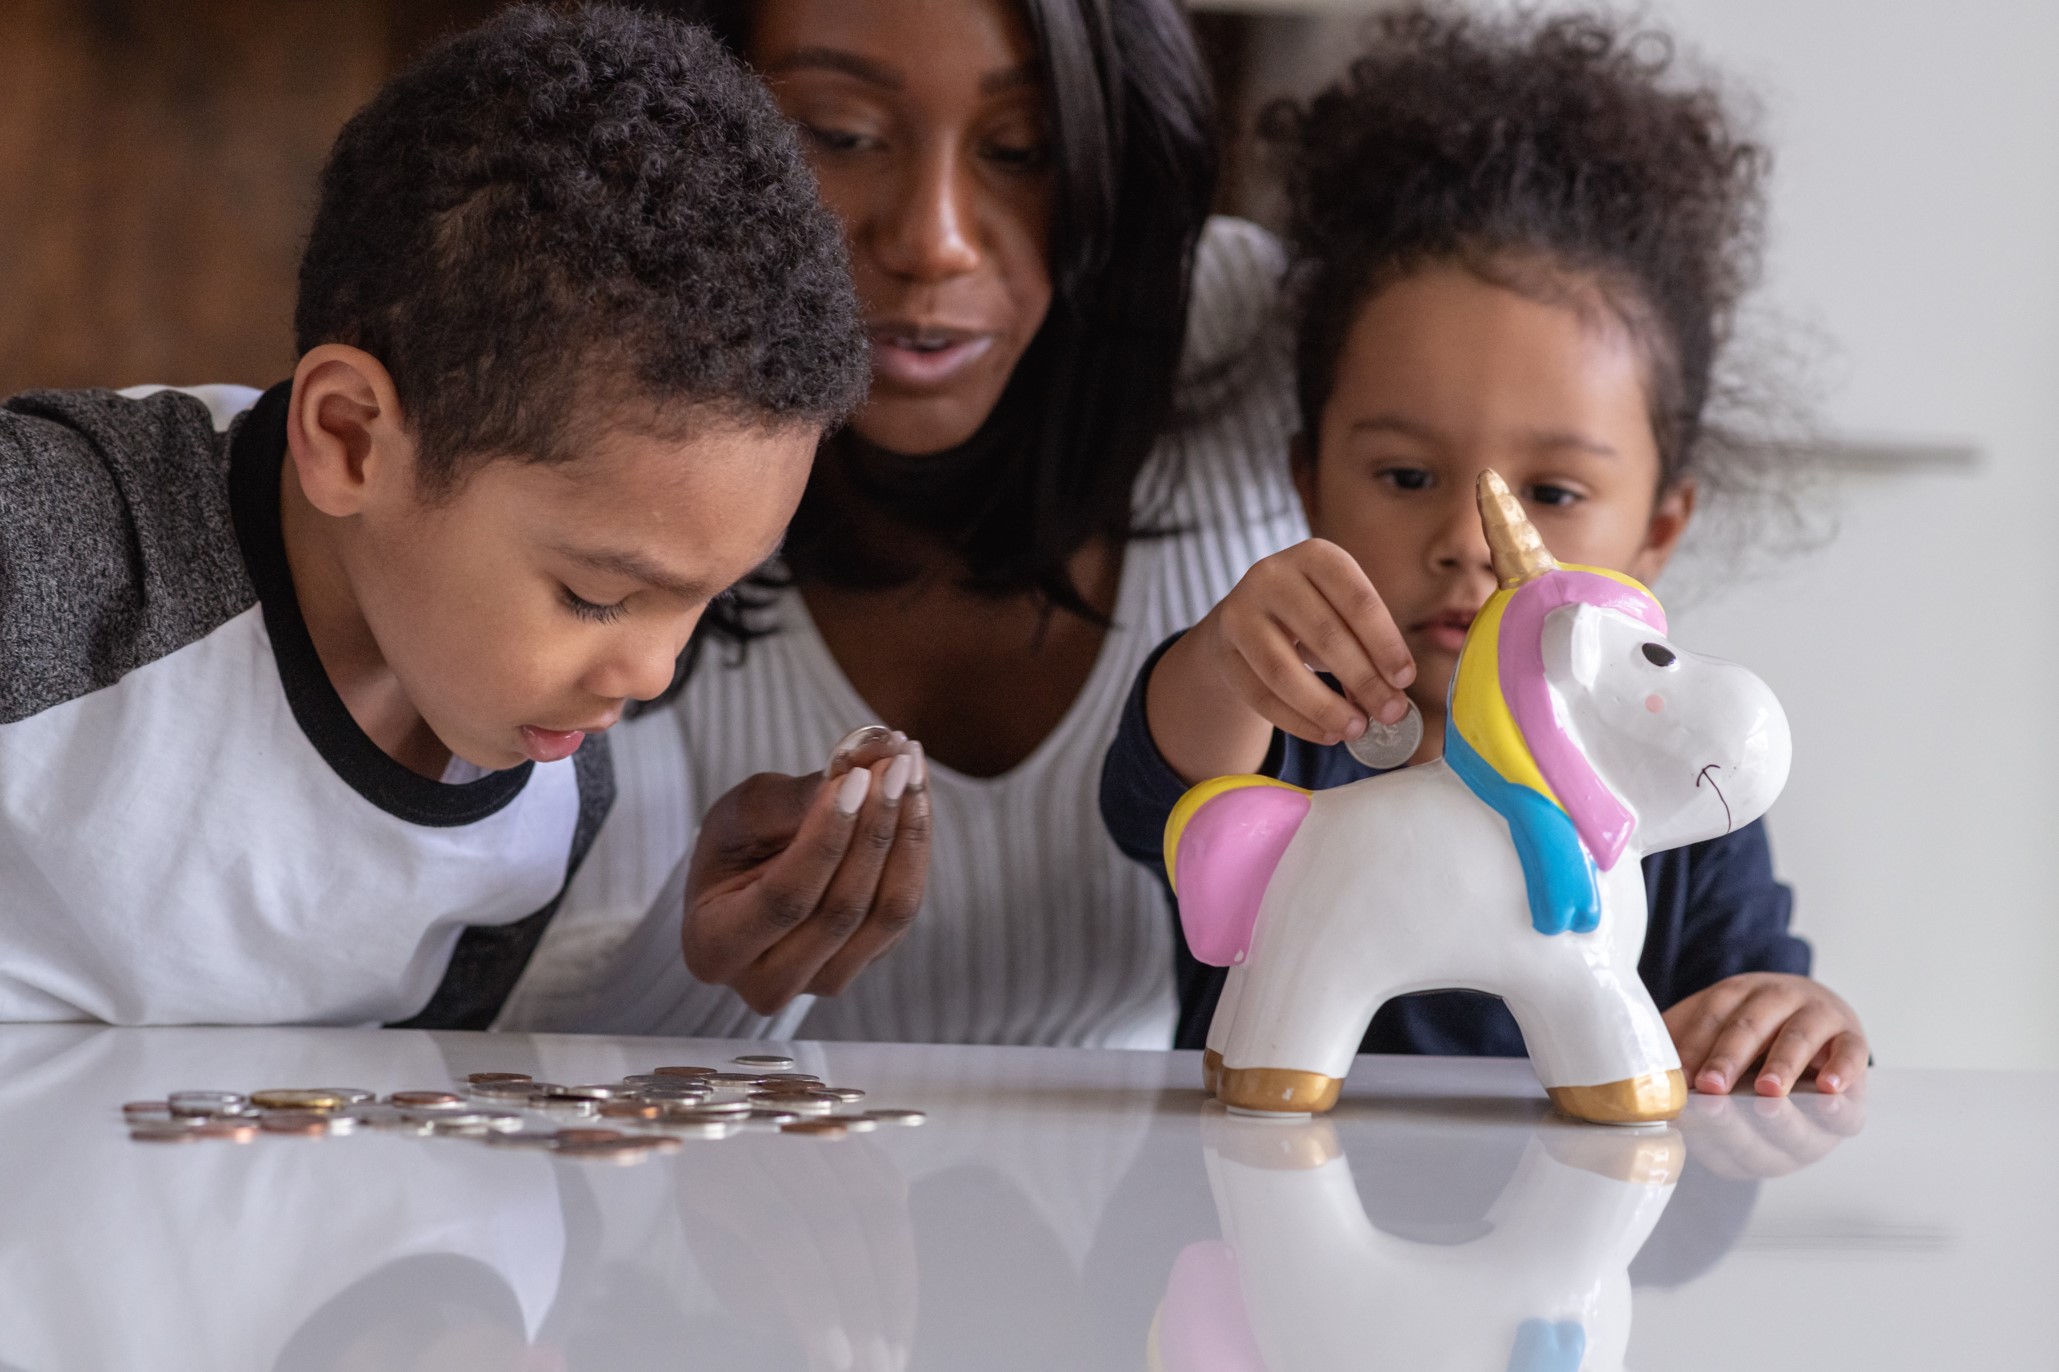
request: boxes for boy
[0,6,868,1026]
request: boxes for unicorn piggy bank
[1166,471,1791,1124]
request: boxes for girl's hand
[681,739,931,1015]
[1147,539,1416,784]
[1663,973,1869,1098]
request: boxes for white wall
[1222,0,2059,1068]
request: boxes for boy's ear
[286,345,413,518]
[1289,431,1318,522]
[1627,477,1698,585]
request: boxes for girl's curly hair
[1265,6,1770,489]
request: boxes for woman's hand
[681,735,931,1015]
[1147,538,1416,784]
[1664,973,1869,1098]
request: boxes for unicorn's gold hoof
[1547,1069,1686,1125]
[1201,1049,1223,1095]
[1217,1066,1342,1115]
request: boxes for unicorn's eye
[1641,643,1678,668]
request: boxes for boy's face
[339,415,814,771]
[1298,263,1693,716]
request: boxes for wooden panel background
[0,0,500,393]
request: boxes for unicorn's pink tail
[1164,776,1312,967]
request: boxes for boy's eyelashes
[559,585,630,626]
[1526,482,1585,508]
[1374,465,1434,492]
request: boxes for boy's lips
[868,321,995,391]
[519,717,616,763]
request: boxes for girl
[500,0,1308,1044]
[1102,8,1868,1097]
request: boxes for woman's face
[1299,262,1696,716]
[750,0,1057,456]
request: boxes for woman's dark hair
[682,0,1218,647]
[1267,6,1769,490]
[297,4,868,491]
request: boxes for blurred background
[5,0,2054,1069]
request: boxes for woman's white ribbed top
[497,218,1307,1047]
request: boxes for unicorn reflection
[1165,472,1791,1123]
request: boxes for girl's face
[749,0,1057,457]
[1298,262,1696,718]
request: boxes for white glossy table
[0,1025,2048,1370]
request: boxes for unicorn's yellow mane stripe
[1450,563,1656,800]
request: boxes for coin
[122,1101,172,1118]
[168,1090,248,1117]
[259,1114,329,1137]
[750,1072,821,1086]
[733,1054,795,1069]
[779,1120,849,1139]
[559,1085,621,1100]
[483,1128,562,1148]
[598,1100,663,1121]
[638,1083,712,1101]
[190,1120,259,1142]
[659,1099,752,1119]
[830,1113,880,1133]
[387,1090,464,1108]
[552,1128,626,1147]
[751,1092,838,1115]
[422,1112,522,1136]
[340,1104,416,1131]
[824,724,895,779]
[251,1089,348,1111]
[663,1118,740,1140]
[863,1109,927,1127]
[706,1072,773,1088]
[1346,698,1423,770]
[470,1079,556,1099]
[821,1086,866,1104]
[130,1124,203,1143]
[463,1072,533,1085]
[740,1108,801,1128]
[651,1066,715,1080]
[529,1092,600,1115]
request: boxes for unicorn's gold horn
[1478,469,1558,589]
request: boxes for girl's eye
[561,587,629,625]
[1526,482,1583,509]
[1376,466,1433,492]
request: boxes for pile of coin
[120,1054,926,1164]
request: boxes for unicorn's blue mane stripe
[1445,718,1601,936]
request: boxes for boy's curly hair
[1265,6,1769,488]
[295,4,867,489]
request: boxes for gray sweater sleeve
[0,388,254,725]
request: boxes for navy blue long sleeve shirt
[1100,632,1812,1055]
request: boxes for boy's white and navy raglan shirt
[0,381,613,1027]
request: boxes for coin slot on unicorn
[1163,472,1793,1124]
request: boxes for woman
[499,0,1303,1045]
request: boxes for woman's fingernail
[836,767,871,816]
[1757,1072,1784,1095]
[1379,697,1409,725]
[1393,663,1416,688]
[1346,715,1368,740]
[908,740,928,790]
[882,752,913,804]
[1698,1066,1729,1093]
[1819,1072,1842,1093]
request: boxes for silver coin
[484,1127,563,1148]
[739,1108,802,1128]
[340,1104,414,1131]
[1346,698,1423,770]
[830,1113,880,1133]
[423,1112,524,1136]
[658,1118,739,1140]
[733,1054,796,1069]
[863,1109,928,1127]
[167,1090,247,1117]
[659,1099,753,1119]
[470,1079,557,1099]
[821,1086,866,1104]
[560,1085,621,1100]
[751,1092,838,1115]
[824,724,895,779]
